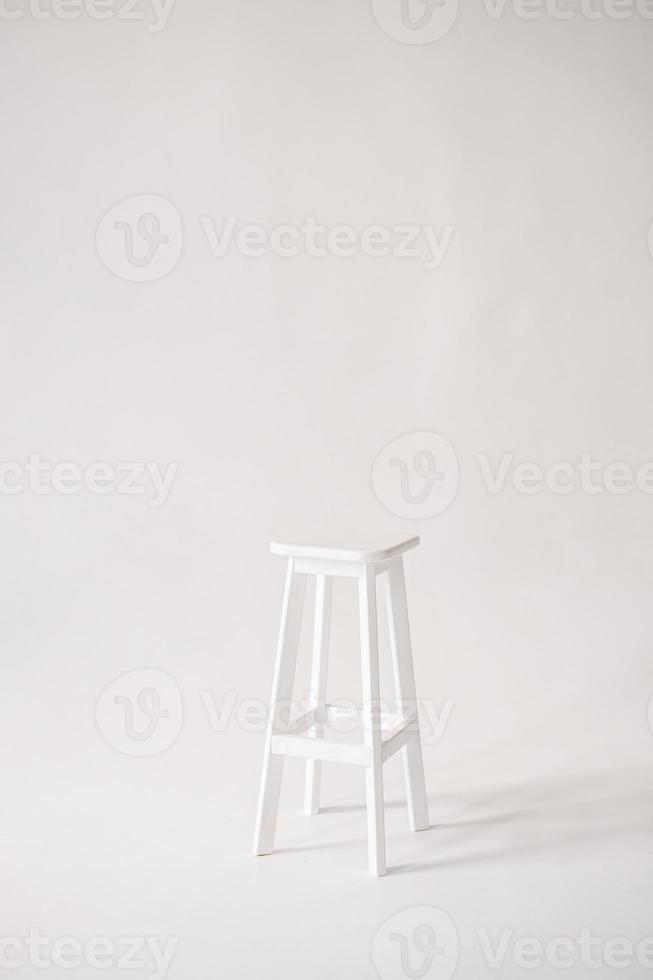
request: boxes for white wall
[2,3,653,978]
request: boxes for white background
[2,2,653,978]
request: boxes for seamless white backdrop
[2,3,653,979]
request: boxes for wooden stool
[253,535,429,876]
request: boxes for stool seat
[270,534,419,564]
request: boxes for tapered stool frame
[253,537,429,876]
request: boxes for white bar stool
[253,535,430,876]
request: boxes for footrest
[270,703,418,767]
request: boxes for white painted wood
[384,558,430,832]
[294,557,365,578]
[324,702,401,730]
[381,724,418,764]
[271,535,419,565]
[304,575,333,814]
[381,707,418,746]
[272,734,371,767]
[359,566,386,876]
[268,703,415,766]
[256,538,427,874]
[282,706,317,736]
[253,558,306,856]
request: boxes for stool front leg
[254,558,306,856]
[359,566,386,877]
[304,574,333,815]
[385,558,430,832]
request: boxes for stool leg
[304,574,333,815]
[384,558,430,832]
[254,558,306,856]
[359,566,386,876]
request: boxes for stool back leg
[253,558,307,855]
[359,566,387,876]
[304,574,333,815]
[385,558,430,832]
